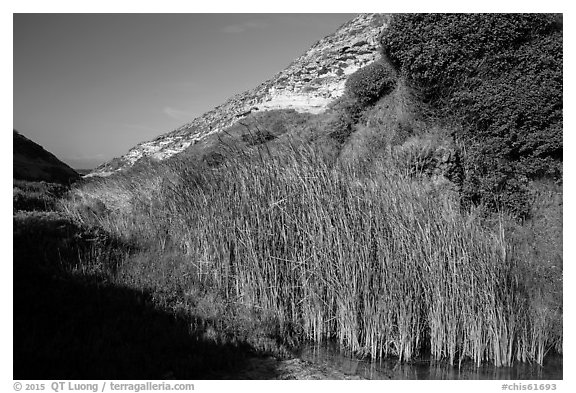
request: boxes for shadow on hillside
[12,214,268,380]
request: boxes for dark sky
[13,13,356,169]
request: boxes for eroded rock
[92,14,389,176]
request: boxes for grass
[13,179,69,212]
[60,140,562,369]
[13,181,294,379]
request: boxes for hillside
[13,130,80,184]
[380,14,562,216]
[16,14,562,378]
[91,13,390,176]
[91,13,562,219]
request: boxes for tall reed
[62,143,561,367]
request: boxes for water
[295,342,563,380]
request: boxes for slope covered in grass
[13,130,80,184]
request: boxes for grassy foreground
[13,181,294,379]
[60,143,562,369]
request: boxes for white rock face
[92,13,390,176]
[258,92,336,114]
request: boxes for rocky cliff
[91,13,390,176]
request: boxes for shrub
[204,151,225,167]
[326,59,398,147]
[241,129,276,146]
[391,134,462,185]
[326,110,356,144]
[324,95,364,144]
[345,60,397,107]
[13,180,69,212]
[380,14,561,105]
[380,13,562,217]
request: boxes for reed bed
[62,144,561,367]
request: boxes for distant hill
[74,168,94,176]
[13,130,80,184]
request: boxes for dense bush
[323,95,365,144]
[241,128,276,146]
[380,13,562,217]
[345,60,396,107]
[13,180,69,212]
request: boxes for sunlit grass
[61,143,562,367]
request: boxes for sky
[13,13,357,169]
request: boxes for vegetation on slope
[13,130,80,184]
[13,179,69,212]
[380,13,562,216]
[14,13,562,377]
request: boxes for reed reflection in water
[297,342,563,380]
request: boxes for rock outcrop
[91,13,390,176]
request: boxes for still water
[295,342,563,380]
